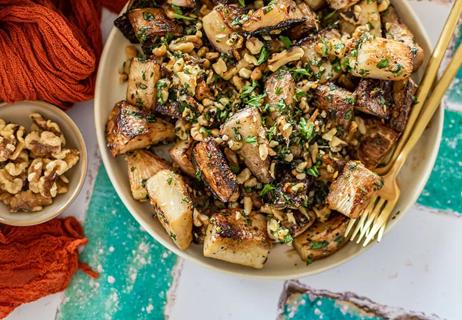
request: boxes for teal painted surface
[418,107,462,214]
[57,166,178,320]
[281,293,382,320]
[417,24,462,214]
[445,25,462,103]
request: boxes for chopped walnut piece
[5,151,29,177]
[56,176,69,194]
[30,113,65,145]
[0,120,25,162]
[52,148,80,169]
[0,190,52,212]
[0,169,24,194]
[25,131,62,158]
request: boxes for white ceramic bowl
[95,1,443,278]
[0,101,87,226]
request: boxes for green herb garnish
[244,136,257,144]
[279,35,292,49]
[310,240,328,249]
[306,163,320,177]
[257,46,269,65]
[143,11,154,21]
[377,58,389,69]
[299,118,315,141]
[259,184,275,197]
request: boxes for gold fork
[346,43,462,247]
[376,0,462,175]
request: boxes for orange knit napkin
[0,0,127,108]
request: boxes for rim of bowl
[0,101,88,226]
[95,1,443,279]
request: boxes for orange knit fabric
[0,0,127,108]
[0,217,95,318]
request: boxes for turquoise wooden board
[278,281,440,320]
[418,109,462,214]
[57,166,178,320]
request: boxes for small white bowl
[94,1,443,278]
[0,101,87,226]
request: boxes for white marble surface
[7,2,462,320]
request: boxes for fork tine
[356,198,386,243]
[362,201,394,246]
[345,218,357,237]
[377,225,385,242]
[349,196,377,241]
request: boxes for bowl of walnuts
[0,101,87,226]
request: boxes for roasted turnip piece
[106,101,175,157]
[326,0,359,10]
[288,2,319,39]
[128,8,182,44]
[265,70,296,107]
[169,140,195,177]
[340,0,381,37]
[305,0,326,10]
[293,213,349,263]
[299,30,342,83]
[327,160,383,219]
[382,5,424,71]
[202,5,242,54]
[350,37,413,81]
[221,108,272,184]
[127,58,160,110]
[192,139,240,202]
[114,14,138,43]
[358,120,399,169]
[203,209,271,269]
[126,150,170,201]
[147,169,193,250]
[354,79,393,119]
[242,0,305,35]
[313,83,355,130]
[167,0,195,8]
[389,78,417,133]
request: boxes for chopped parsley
[244,135,257,144]
[143,11,154,21]
[256,46,269,65]
[299,118,315,141]
[283,233,293,244]
[194,169,201,181]
[238,0,245,7]
[279,35,292,49]
[246,93,266,108]
[376,58,389,69]
[259,183,275,197]
[167,177,173,185]
[343,109,353,120]
[171,5,196,21]
[344,96,356,105]
[241,80,258,98]
[306,162,320,177]
[310,240,328,249]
